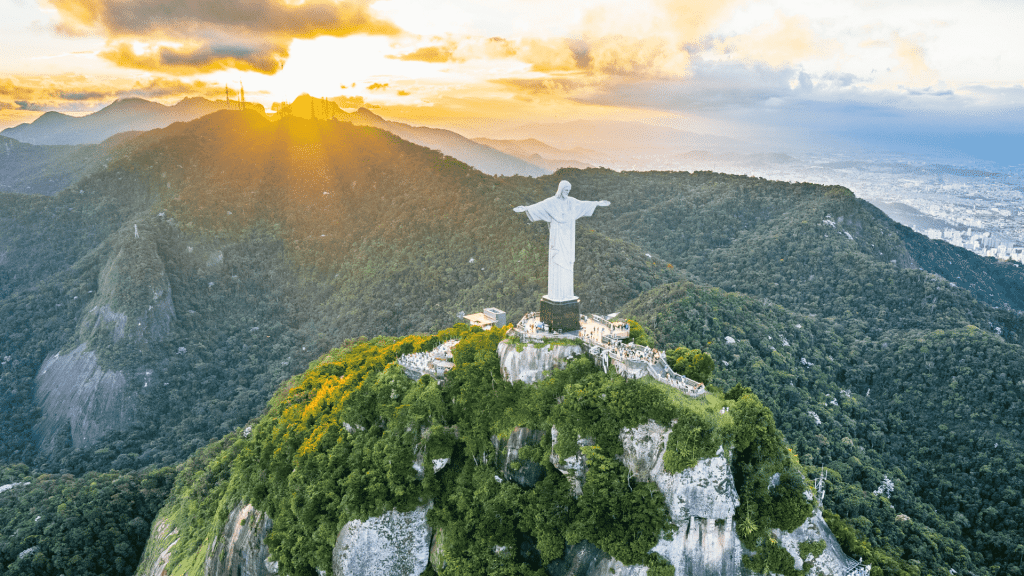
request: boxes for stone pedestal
[540,297,580,332]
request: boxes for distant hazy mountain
[0,97,262,145]
[493,119,752,157]
[279,94,549,177]
[472,137,596,171]
[672,150,800,169]
[4,93,547,176]
[344,107,549,177]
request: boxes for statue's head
[557,180,572,198]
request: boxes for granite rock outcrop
[205,503,277,576]
[497,339,583,385]
[332,506,431,576]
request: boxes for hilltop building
[463,307,506,330]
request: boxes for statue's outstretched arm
[597,200,610,207]
[513,206,528,212]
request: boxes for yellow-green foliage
[232,326,474,575]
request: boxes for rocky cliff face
[135,502,277,576]
[549,426,593,497]
[619,420,858,576]
[492,426,547,487]
[332,506,431,576]
[33,343,137,451]
[134,517,178,576]
[497,339,583,384]
[33,222,179,454]
[774,509,865,576]
[205,503,277,576]
[547,541,648,576]
[612,421,743,576]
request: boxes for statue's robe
[521,195,601,301]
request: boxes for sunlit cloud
[0,74,227,111]
[1,0,1020,147]
[45,0,401,74]
[390,45,455,63]
[330,95,366,108]
[711,14,828,69]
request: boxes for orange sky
[2,0,1023,146]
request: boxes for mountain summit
[0,97,259,145]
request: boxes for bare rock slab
[497,338,583,385]
[333,506,430,576]
[205,503,276,576]
[33,343,136,451]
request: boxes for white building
[464,307,506,330]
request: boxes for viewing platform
[396,339,459,381]
[511,312,706,397]
[398,312,707,398]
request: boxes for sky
[2,0,1022,164]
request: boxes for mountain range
[0,109,1022,576]
[0,97,265,146]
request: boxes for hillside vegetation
[0,111,1022,574]
[0,464,174,576]
[622,282,1023,575]
[140,325,831,576]
[0,112,675,472]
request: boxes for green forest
[0,465,174,575]
[1,111,1023,574]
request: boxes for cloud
[714,15,830,69]
[119,78,226,100]
[367,82,389,90]
[1,77,111,110]
[890,32,935,83]
[330,95,366,108]
[50,0,400,38]
[57,89,109,100]
[391,45,453,63]
[514,38,581,73]
[101,38,287,74]
[0,75,229,115]
[441,34,691,80]
[48,0,401,74]
[574,58,799,112]
[579,0,740,46]
[0,78,38,100]
[491,77,587,97]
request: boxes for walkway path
[513,313,706,397]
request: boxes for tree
[665,346,715,382]
[624,319,651,346]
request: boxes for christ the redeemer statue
[515,180,609,331]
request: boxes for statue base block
[540,297,580,332]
